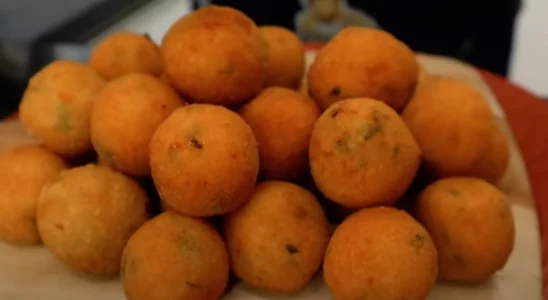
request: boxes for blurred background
[1,0,546,118]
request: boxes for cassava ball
[0,145,67,245]
[402,77,494,178]
[324,207,438,300]
[89,31,163,80]
[307,27,419,111]
[19,60,106,157]
[91,73,183,177]
[260,26,305,89]
[161,5,265,107]
[239,87,320,181]
[37,164,149,275]
[468,122,510,183]
[149,104,259,217]
[309,97,420,208]
[122,211,229,300]
[414,177,515,282]
[224,181,330,292]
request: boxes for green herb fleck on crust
[363,123,382,141]
[393,145,401,158]
[410,233,426,254]
[448,188,461,197]
[334,139,352,154]
[180,234,201,253]
[121,254,137,279]
[55,103,72,131]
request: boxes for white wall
[90,0,546,97]
[87,0,192,46]
[509,0,548,97]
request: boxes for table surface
[0,53,545,300]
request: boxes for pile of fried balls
[0,5,514,300]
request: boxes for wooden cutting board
[0,53,541,300]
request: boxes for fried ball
[309,98,421,208]
[468,122,510,183]
[0,145,67,245]
[37,164,149,275]
[415,177,515,282]
[162,5,258,36]
[224,181,330,292]
[161,5,265,107]
[402,77,494,178]
[122,211,229,300]
[259,26,305,89]
[89,31,163,80]
[149,104,259,217]
[239,87,320,180]
[324,207,438,300]
[19,60,106,157]
[91,73,183,177]
[307,27,419,111]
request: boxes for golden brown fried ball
[149,104,259,217]
[468,122,510,184]
[259,26,305,89]
[239,87,320,180]
[37,164,149,275]
[402,77,495,178]
[19,60,106,157]
[162,5,258,36]
[224,181,330,292]
[89,31,163,80]
[161,5,265,107]
[0,145,67,245]
[122,211,229,300]
[91,73,183,177]
[324,207,438,300]
[309,98,421,208]
[307,27,419,111]
[414,177,515,282]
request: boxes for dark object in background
[197,0,521,77]
[351,0,522,78]
[0,0,152,119]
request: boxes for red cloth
[480,70,548,298]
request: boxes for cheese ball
[324,207,438,300]
[223,181,330,292]
[122,211,229,300]
[149,104,259,217]
[161,5,265,107]
[37,164,149,275]
[414,177,515,282]
[402,77,495,178]
[307,27,419,111]
[239,87,320,180]
[260,26,305,89]
[0,145,67,245]
[19,60,106,157]
[309,98,421,208]
[91,73,183,177]
[89,31,163,80]
[468,122,510,183]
